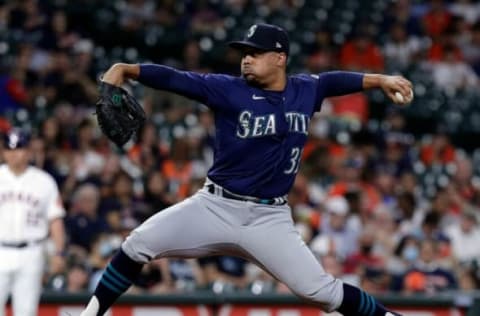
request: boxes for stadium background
[1,0,480,315]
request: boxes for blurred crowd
[1,0,480,296]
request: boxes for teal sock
[92,249,143,316]
[337,283,401,316]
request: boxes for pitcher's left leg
[240,205,342,311]
[240,204,401,316]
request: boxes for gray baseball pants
[122,185,343,312]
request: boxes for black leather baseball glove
[95,81,146,147]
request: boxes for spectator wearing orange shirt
[161,137,193,200]
[428,28,464,62]
[127,121,163,174]
[420,132,456,167]
[402,239,456,294]
[329,157,381,214]
[339,29,384,72]
[422,0,452,38]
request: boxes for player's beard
[242,68,263,87]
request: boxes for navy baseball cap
[229,23,290,55]
[3,128,30,150]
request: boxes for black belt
[0,239,45,248]
[206,184,287,205]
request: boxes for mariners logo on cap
[247,25,257,38]
[229,23,290,55]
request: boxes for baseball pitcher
[83,24,412,316]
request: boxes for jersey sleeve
[45,176,66,221]
[138,64,230,109]
[314,71,364,111]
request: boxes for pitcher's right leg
[81,191,240,316]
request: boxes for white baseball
[394,89,414,104]
[394,91,405,103]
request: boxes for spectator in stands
[427,27,463,62]
[456,267,478,291]
[199,256,250,291]
[65,263,90,293]
[387,235,421,278]
[100,171,148,227]
[422,0,452,38]
[396,192,426,236]
[161,137,194,201]
[312,196,358,259]
[460,21,480,75]
[329,155,381,214]
[119,0,155,32]
[402,239,456,294]
[420,131,456,167]
[449,0,480,26]
[154,0,183,28]
[166,258,206,292]
[320,254,351,283]
[189,0,223,35]
[127,121,163,174]
[65,184,109,252]
[383,23,423,71]
[39,10,79,51]
[431,44,478,92]
[371,206,400,257]
[339,28,384,72]
[71,119,104,180]
[374,131,414,178]
[382,0,423,36]
[451,155,476,202]
[445,207,480,265]
[143,171,172,214]
[8,0,46,33]
[306,26,337,72]
[0,67,28,114]
[359,267,391,295]
[344,230,385,275]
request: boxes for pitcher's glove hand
[95,81,146,147]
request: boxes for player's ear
[277,52,287,67]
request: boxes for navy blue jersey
[138,65,363,198]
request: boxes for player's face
[3,148,30,169]
[240,48,286,86]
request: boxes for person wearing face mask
[385,235,420,291]
[401,243,420,264]
[402,239,457,294]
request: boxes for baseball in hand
[394,89,414,105]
